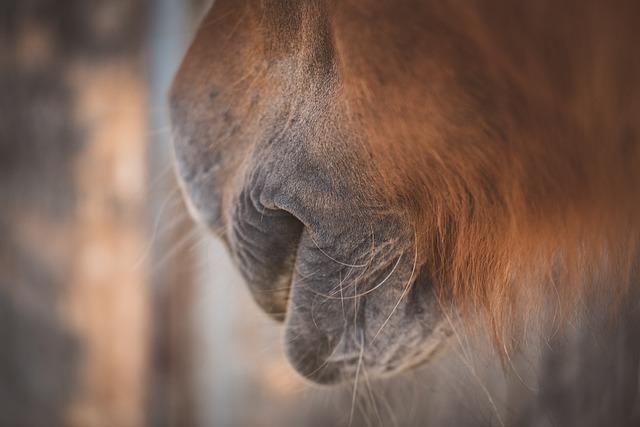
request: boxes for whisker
[349,330,366,427]
[308,232,370,268]
[340,269,347,326]
[375,386,400,427]
[361,359,384,427]
[326,254,403,301]
[131,187,184,269]
[326,237,404,300]
[148,161,180,194]
[151,227,202,276]
[440,308,505,427]
[372,229,419,344]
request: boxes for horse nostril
[227,185,305,321]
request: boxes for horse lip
[302,357,365,384]
[325,353,363,363]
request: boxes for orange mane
[331,0,640,344]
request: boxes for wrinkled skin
[171,0,454,384]
[170,0,640,384]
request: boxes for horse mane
[332,0,640,345]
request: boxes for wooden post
[3,2,150,426]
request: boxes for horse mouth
[285,320,453,385]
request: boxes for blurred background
[4,1,640,426]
